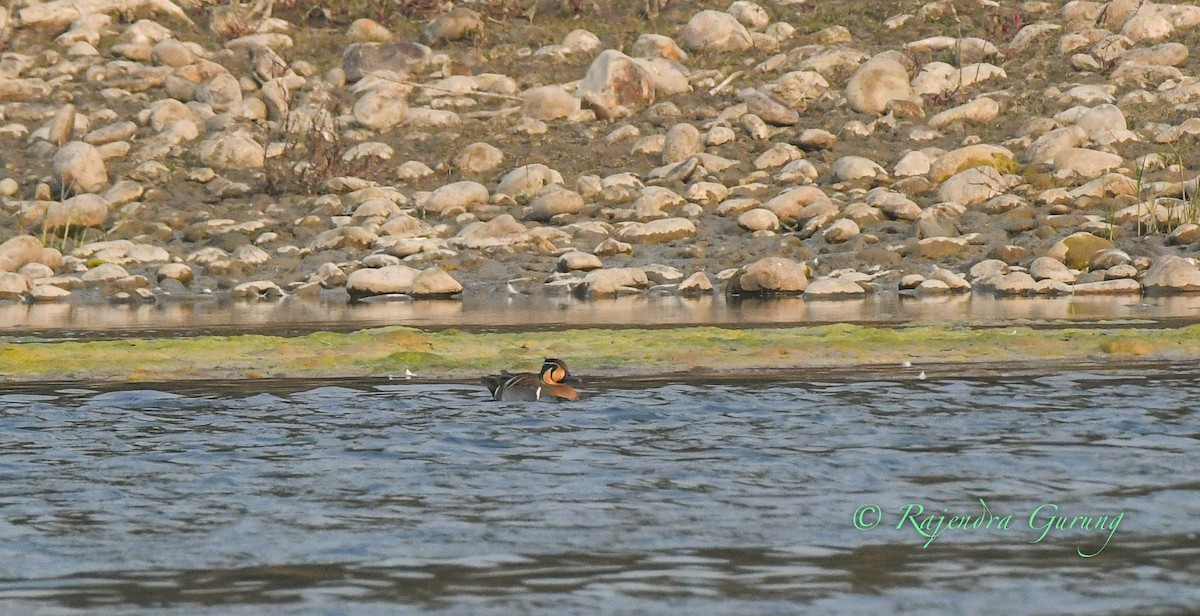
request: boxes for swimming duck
[482,358,580,401]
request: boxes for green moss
[935,153,1021,183]
[4,323,1200,383]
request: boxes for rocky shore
[2,0,1200,307]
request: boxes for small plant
[261,94,381,197]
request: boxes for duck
[482,358,580,401]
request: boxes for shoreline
[3,321,1199,384]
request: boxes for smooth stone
[1072,278,1142,294]
[616,218,696,243]
[454,142,504,174]
[529,186,585,221]
[496,164,563,198]
[410,267,463,298]
[804,277,866,299]
[937,166,1009,206]
[823,218,860,243]
[522,85,578,121]
[762,186,833,221]
[845,54,917,115]
[1024,125,1088,164]
[662,123,702,164]
[831,156,886,181]
[29,283,71,302]
[677,271,714,296]
[558,251,604,272]
[53,141,108,193]
[915,204,961,239]
[929,144,1014,182]
[199,131,264,169]
[424,7,484,43]
[737,208,779,232]
[1076,103,1127,141]
[156,263,194,285]
[580,267,649,297]
[343,42,431,82]
[1052,148,1123,179]
[1029,256,1076,283]
[916,237,969,259]
[633,33,688,62]
[0,234,44,272]
[682,10,753,52]
[1048,232,1115,269]
[347,18,392,43]
[353,87,408,130]
[744,90,798,125]
[561,29,602,54]
[866,188,922,220]
[728,257,808,295]
[1141,255,1200,294]
[346,264,421,298]
[425,181,489,215]
[0,272,30,300]
[454,214,531,249]
[928,97,999,129]
[576,49,655,109]
[81,263,129,283]
[994,271,1036,295]
[232,280,285,300]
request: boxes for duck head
[540,358,581,385]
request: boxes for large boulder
[578,267,650,296]
[938,166,1010,206]
[528,186,584,221]
[522,85,578,121]
[762,186,833,222]
[615,218,696,243]
[727,257,809,295]
[199,131,265,169]
[1047,232,1115,269]
[0,272,30,300]
[496,164,563,198]
[1141,255,1200,294]
[454,214,531,249]
[424,7,484,43]
[353,86,408,130]
[410,267,463,298]
[346,264,421,299]
[662,123,702,164]
[0,235,45,272]
[424,181,489,215]
[845,54,918,115]
[682,10,753,53]
[575,49,655,109]
[53,141,108,194]
[343,42,431,82]
[804,276,867,299]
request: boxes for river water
[1,370,1197,614]
[6,293,1200,337]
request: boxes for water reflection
[0,372,1196,614]
[3,294,1199,337]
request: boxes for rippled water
[1,371,1197,615]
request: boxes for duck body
[483,359,580,401]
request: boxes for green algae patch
[935,153,1020,183]
[5,324,1200,383]
[1100,338,1156,356]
